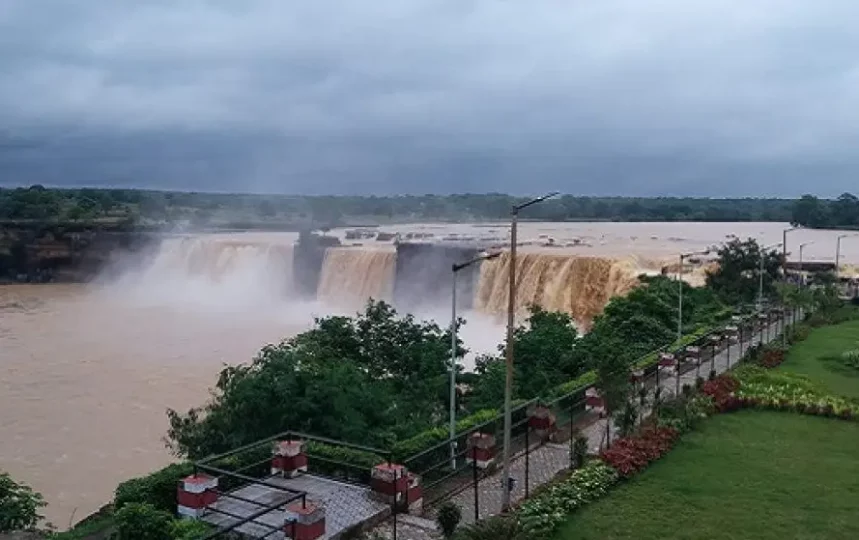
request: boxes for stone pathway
[371,314,794,539]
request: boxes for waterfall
[474,252,641,329]
[316,248,397,308]
[111,235,296,310]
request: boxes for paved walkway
[370,315,792,539]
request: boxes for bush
[305,441,386,479]
[453,515,527,540]
[171,518,212,539]
[0,471,46,532]
[436,502,462,538]
[516,462,618,538]
[113,503,174,540]
[114,462,194,513]
[600,426,679,478]
[392,409,498,462]
[700,374,741,412]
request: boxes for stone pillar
[528,404,557,440]
[284,500,325,540]
[465,432,496,469]
[584,387,605,415]
[176,473,218,519]
[272,440,308,478]
[370,463,409,507]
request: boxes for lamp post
[783,227,798,282]
[798,241,813,287]
[836,234,856,277]
[500,191,559,512]
[449,251,500,470]
[758,242,782,310]
[675,249,709,396]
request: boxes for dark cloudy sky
[1,1,858,196]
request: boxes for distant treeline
[790,193,859,230]
[1,185,857,228]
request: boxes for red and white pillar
[284,500,325,540]
[659,352,677,374]
[272,440,308,478]
[528,404,557,440]
[370,463,409,507]
[176,473,218,519]
[585,387,605,416]
[465,432,496,469]
[685,345,701,365]
[725,325,739,343]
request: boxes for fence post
[472,446,479,522]
[525,424,530,499]
[569,396,575,470]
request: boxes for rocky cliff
[0,221,157,283]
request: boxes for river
[1,221,856,526]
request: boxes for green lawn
[555,411,859,540]
[779,316,859,399]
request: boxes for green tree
[791,194,830,228]
[0,471,45,532]
[706,238,780,304]
[166,300,458,458]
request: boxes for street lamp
[798,241,813,287]
[500,191,559,511]
[758,242,782,310]
[675,249,709,397]
[783,227,799,280]
[449,250,500,470]
[836,234,856,277]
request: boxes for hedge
[114,462,194,513]
[392,409,499,462]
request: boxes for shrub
[600,426,679,478]
[114,462,194,513]
[113,503,174,540]
[453,515,527,540]
[516,462,618,538]
[392,409,498,461]
[171,518,212,540]
[700,373,741,412]
[0,471,46,532]
[436,502,462,538]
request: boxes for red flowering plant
[760,347,787,368]
[600,426,679,478]
[700,373,741,412]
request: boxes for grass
[555,411,859,540]
[778,313,859,399]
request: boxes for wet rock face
[0,223,154,283]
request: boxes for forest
[2,184,840,227]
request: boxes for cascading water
[110,235,296,312]
[316,248,397,308]
[474,252,642,329]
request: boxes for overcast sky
[1,1,858,196]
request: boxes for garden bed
[554,410,859,540]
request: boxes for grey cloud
[1,0,859,195]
